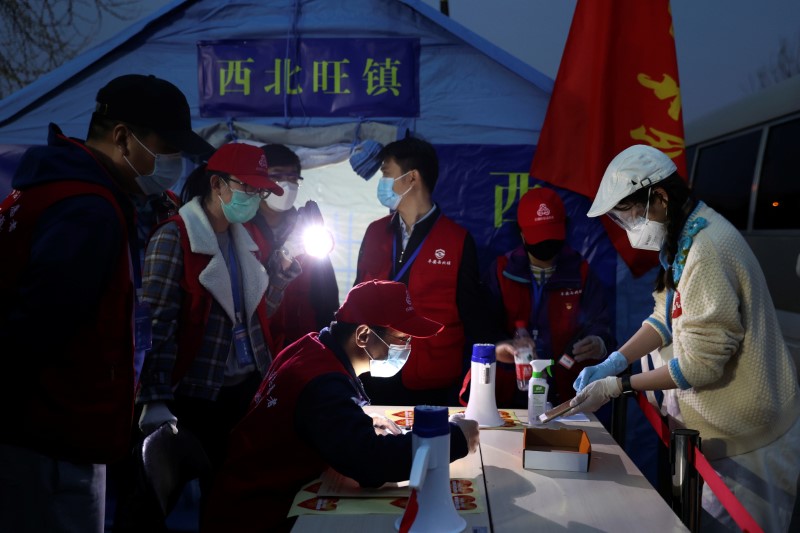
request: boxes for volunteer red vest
[495,255,592,401]
[0,180,134,464]
[358,214,465,389]
[244,216,322,353]
[202,333,349,532]
[162,215,274,385]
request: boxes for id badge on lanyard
[233,314,255,366]
[134,290,152,351]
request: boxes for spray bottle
[528,359,553,424]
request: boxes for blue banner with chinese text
[198,39,420,118]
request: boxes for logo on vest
[428,248,452,266]
[0,204,20,233]
[255,371,278,408]
[559,289,583,297]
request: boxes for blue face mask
[219,187,261,224]
[377,171,413,210]
[364,329,412,378]
[125,133,185,195]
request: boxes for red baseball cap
[335,280,443,338]
[517,187,566,245]
[207,143,284,196]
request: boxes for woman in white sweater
[569,144,800,532]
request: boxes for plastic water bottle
[512,320,535,391]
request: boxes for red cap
[517,187,566,245]
[207,143,284,196]
[334,280,443,338]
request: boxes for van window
[754,117,800,230]
[691,130,760,230]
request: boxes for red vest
[495,255,592,402]
[243,216,320,354]
[202,334,349,532]
[163,216,273,385]
[358,214,466,389]
[0,180,134,463]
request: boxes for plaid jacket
[137,198,272,403]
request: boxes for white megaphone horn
[464,344,504,427]
[396,406,465,533]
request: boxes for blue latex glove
[573,350,628,392]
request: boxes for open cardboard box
[522,427,591,472]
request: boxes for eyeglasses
[370,330,411,346]
[226,176,272,200]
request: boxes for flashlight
[297,200,335,258]
[302,224,335,258]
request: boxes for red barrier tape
[633,392,764,533]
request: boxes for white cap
[587,145,677,217]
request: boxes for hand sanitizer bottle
[528,359,553,424]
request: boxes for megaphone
[396,406,465,533]
[464,344,504,427]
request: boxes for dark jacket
[0,124,136,463]
[202,328,469,533]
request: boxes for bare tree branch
[0,0,138,99]
[747,31,800,93]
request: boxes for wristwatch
[620,375,636,397]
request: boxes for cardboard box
[522,427,591,472]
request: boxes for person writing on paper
[202,280,479,533]
[567,144,800,532]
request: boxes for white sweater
[645,203,800,460]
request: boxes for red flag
[530,0,686,277]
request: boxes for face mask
[524,239,564,261]
[266,181,298,212]
[219,185,262,224]
[364,329,412,378]
[377,171,413,210]
[124,133,184,195]
[625,197,666,251]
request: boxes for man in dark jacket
[245,142,340,352]
[482,186,616,407]
[202,280,479,533]
[0,74,212,533]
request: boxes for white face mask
[364,329,412,378]
[625,196,666,251]
[124,133,184,195]
[265,181,298,212]
[626,220,667,251]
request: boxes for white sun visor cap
[587,145,678,217]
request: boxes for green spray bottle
[528,359,553,424]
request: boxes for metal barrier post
[670,428,702,532]
[609,370,631,447]
[609,394,627,447]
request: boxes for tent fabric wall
[0,0,552,147]
[0,0,629,343]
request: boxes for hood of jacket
[12,123,120,193]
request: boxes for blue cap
[471,343,495,364]
[413,405,449,438]
[349,140,383,180]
